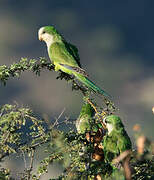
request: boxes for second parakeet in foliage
[76,103,95,134]
[38,25,111,98]
[103,115,132,163]
[76,102,103,134]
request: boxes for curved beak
[39,35,43,41]
[102,117,107,129]
[103,117,106,125]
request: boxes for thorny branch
[27,149,35,180]
[113,150,132,180]
[1,58,146,180]
[0,57,116,113]
[51,108,66,128]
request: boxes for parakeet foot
[56,71,73,81]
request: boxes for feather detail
[59,64,89,77]
[75,74,111,98]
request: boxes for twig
[123,156,132,180]
[112,150,132,164]
[87,98,106,129]
[22,150,27,169]
[113,150,132,180]
[0,152,9,161]
[27,148,35,180]
[1,131,10,144]
[51,108,66,128]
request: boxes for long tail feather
[75,74,111,98]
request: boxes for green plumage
[76,102,103,133]
[64,42,81,68]
[76,103,94,133]
[75,74,111,98]
[39,25,111,98]
[103,115,132,162]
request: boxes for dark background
[1,0,154,178]
[0,0,153,147]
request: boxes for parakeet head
[38,26,62,46]
[103,115,124,134]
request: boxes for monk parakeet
[76,102,104,133]
[38,25,110,98]
[103,115,132,162]
[76,103,95,134]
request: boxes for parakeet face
[38,26,60,47]
[104,121,113,135]
[103,115,124,135]
[103,115,132,163]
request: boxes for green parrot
[76,102,103,135]
[76,102,95,134]
[103,115,132,163]
[38,25,111,98]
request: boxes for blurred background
[0,0,154,178]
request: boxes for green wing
[76,103,94,133]
[49,42,79,67]
[103,128,132,162]
[65,42,81,67]
[103,134,118,162]
[117,130,132,153]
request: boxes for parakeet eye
[42,31,46,34]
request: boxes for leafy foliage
[0,57,54,85]
[0,59,153,180]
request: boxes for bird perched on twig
[103,115,132,163]
[76,102,95,134]
[38,25,111,98]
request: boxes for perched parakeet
[76,102,103,134]
[76,103,95,134]
[103,115,132,162]
[38,25,110,98]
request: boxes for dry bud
[133,124,141,132]
[94,174,102,180]
[152,107,154,114]
[137,135,146,155]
